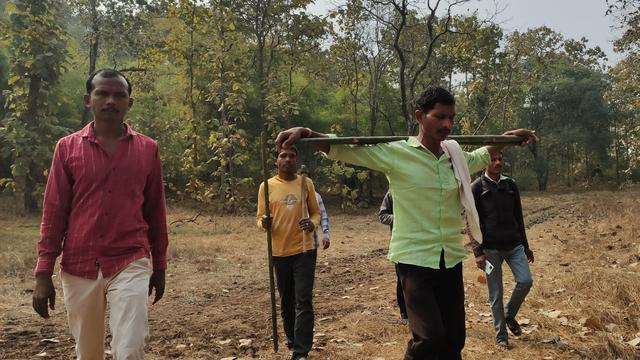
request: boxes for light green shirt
[327,137,490,269]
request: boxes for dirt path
[1,189,639,359]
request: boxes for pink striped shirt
[35,122,168,279]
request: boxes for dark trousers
[396,252,465,360]
[273,250,317,357]
[395,264,408,319]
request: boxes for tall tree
[607,0,640,184]
[332,0,367,135]
[1,0,67,212]
[503,27,610,190]
[69,0,151,126]
[362,0,472,134]
[235,0,313,133]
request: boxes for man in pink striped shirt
[32,69,169,359]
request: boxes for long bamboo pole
[260,130,279,352]
[298,134,525,146]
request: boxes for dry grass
[1,189,640,359]
[0,196,40,278]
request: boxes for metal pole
[260,130,279,352]
[298,134,525,146]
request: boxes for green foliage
[1,0,68,211]
[313,123,372,210]
[0,0,636,213]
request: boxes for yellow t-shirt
[257,175,321,257]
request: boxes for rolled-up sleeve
[464,147,490,174]
[326,135,395,174]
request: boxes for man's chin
[97,114,124,122]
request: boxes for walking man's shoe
[505,317,522,336]
[496,338,510,350]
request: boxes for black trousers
[273,250,317,357]
[396,252,465,360]
[395,264,408,319]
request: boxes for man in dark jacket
[470,152,534,350]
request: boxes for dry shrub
[0,249,37,277]
[168,214,258,265]
[565,271,639,319]
[587,335,640,360]
[0,213,39,277]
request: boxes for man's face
[276,148,297,175]
[487,153,504,176]
[416,103,455,143]
[84,74,133,123]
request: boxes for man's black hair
[86,68,133,95]
[415,86,455,112]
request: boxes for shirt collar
[407,136,449,159]
[483,172,508,184]
[407,136,422,148]
[81,121,137,141]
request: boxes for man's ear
[415,109,424,123]
[128,98,134,109]
[83,94,91,107]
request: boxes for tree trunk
[389,0,409,133]
[82,0,100,126]
[352,48,359,135]
[188,4,198,162]
[613,120,620,186]
[24,75,42,213]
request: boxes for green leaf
[5,2,17,14]
[7,75,20,85]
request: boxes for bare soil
[1,188,639,359]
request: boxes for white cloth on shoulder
[441,140,483,244]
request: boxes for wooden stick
[298,135,525,145]
[299,164,309,252]
[260,130,279,353]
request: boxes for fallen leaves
[579,316,603,330]
[540,309,562,318]
[627,337,640,347]
[477,274,486,284]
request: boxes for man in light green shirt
[276,86,536,360]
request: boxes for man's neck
[486,171,501,182]
[278,171,296,181]
[416,134,443,157]
[94,118,126,139]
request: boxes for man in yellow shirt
[257,147,321,360]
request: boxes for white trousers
[61,257,152,360]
